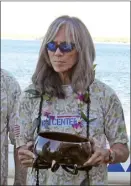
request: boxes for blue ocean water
[1,39,130,133]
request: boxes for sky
[1,2,130,39]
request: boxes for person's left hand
[83,146,110,167]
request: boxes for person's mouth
[54,61,65,64]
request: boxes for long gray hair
[32,15,96,98]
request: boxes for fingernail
[84,161,90,166]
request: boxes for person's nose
[54,47,63,56]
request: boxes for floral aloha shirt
[15,78,128,185]
[1,69,21,185]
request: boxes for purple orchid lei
[72,92,91,134]
[42,94,56,122]
[43,111,55,120]
[72,64,97,134]
[42,92,96,134]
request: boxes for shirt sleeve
[104,91,129,147]
[15,90,37,148]
[7,75,21,145]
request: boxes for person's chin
[53,67,66,73]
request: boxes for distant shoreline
[93,37,130,44]
[94,41,130,45]
[1,36,130,45]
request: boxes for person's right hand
[18,141,36,168]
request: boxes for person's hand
[18,141,36,168]
[83,144,110,167]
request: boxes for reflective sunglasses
[46,41,75,53]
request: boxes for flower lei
[71,91,97,134]
[26,64,97,134]
[71,63,97,134]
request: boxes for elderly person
[16,16,129,185]
[0,69,27,185]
